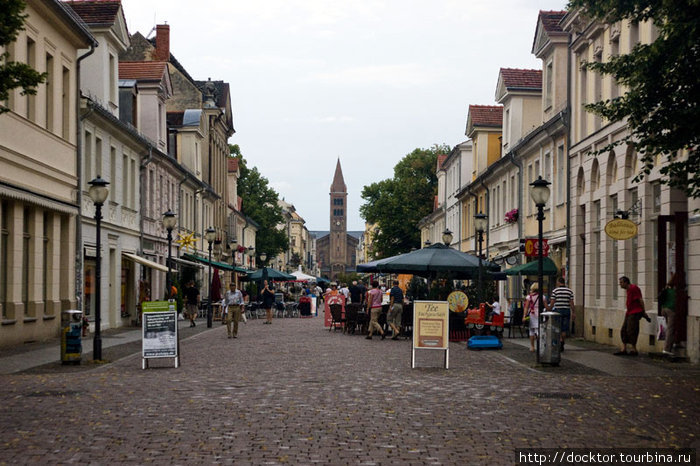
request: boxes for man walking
[223,282,244,338]
[184,280,200,327]
[616,276,648,356]
[548,277,574,351]
[388,280,404,340]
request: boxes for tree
[568,0,700,198]
[230,145,289,261]
[0,0,47,114]
[360,144,448,258]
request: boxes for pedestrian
[349,280,362,304]
[548,277,574,351]
[524,283,546,352]
[388,280,404,340]
[223,282,244,338]
[340,283,350,302]
[366,280,385,340]
[616,276,649,356]
[261,280,275,324]
[659,273,680,355]
[184,280,200,327]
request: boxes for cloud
[307,64,444,88]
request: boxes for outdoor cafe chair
[328,304,345,332]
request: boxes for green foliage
[0,0,47,114]
[230,145,289,261]
[289,252,302,268]
[407,276,429,300]
[335,272,360,285]
[360,144,448,258]
[568,0,700,198]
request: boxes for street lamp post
[260,252,268,295]
[205,227,216,328]
[530,176,551,363]
[162,210,177,300]
[88,176,109,361]
[474,213,488,308]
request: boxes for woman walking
[524,283,546,352]
[366,281,385,340]
[261,280,275,324]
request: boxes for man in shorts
[548,277,574,351]
[184,280,200,327]
[388,280,404,340]
[616,276,648,356]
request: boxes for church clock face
[335,220,341,226]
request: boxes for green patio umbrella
[356,243,499,279]
[242,267,296,281]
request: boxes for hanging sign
[605,218,638,240]
[524,238,549,258]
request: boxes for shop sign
[412,301,449,369]
[524,238,549,257]
[142,301,179,369]
[605,218,638,240]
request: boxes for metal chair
[328,304,345,332]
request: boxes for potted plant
[505,208,519,224]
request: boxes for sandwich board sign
[412,300,449,369]
[142,300,179,369]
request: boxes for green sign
[142,301,171,313]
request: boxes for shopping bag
[656,316,667,341]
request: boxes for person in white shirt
[486,296,501,320]
[223,282,245,338]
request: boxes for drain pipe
[75,42,96,313]
[565,32,573,283]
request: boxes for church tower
[329,159,347,278]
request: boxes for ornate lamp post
[474,212,488,307]
[260,252,268,290]
[162,210,177,300]
[87,176,109,361]
[442,228,453,247]
[530,176,551,363]
[205,227,216,328]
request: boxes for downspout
[139,146,153,259]
[565,32,573,283]
[75,43,96,313]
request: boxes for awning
[182,253,249,273]
[122,252,168,273]
[504,257,558,276]
[168,256,204,269]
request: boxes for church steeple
[330,158,346,193]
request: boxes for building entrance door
[657,212,688,347]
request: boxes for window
[545,60,553,108]
[1,202,8,319]
[26,37,36,122]
[544,152,552,207]
[109,54,117,103]
[62,66,70,139]
[629,21,639,51]
[333,198,344,206]
[557,145,565,204]
[84,131,92,187]
[22,207,31,315]
[629,188,639,284]
[131,157,137,209]
[610,35,620,99]
[110,147,116,202]
[511,175,516,210]
[95,137,103,178]
[45,53,54,132]
[122,155,129,206]
[593,201,601,299]
[527,164,533,216]
[579,58,588,138]
[42,212,49,315]
[504,108,510,146]
[610,195,618,299]
[593,50,603,130]
[652,182,661,213]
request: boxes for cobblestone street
[1,315,698,465]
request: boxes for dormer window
[545,60,553,109]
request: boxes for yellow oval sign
[605,219,638,240]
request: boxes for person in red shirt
[615,276,649,356]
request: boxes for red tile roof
[539,10,566,34]
[437,154,447,171]
[64,1,121,26]
[469,105,503,127]
[119,61,168,81]
[227,157,239,172]
[500,68,542,91]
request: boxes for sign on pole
[142,300,179,369]
[524,238,549,257]
[412,300,449,369]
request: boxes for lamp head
[162,210,177,231]
[205,227,216,243]
[474,212,488,233]
[88,176,110,204]
[229,237,238,250]
[247,246,255,257]
[442,229,453,246]
[529,176,551,206]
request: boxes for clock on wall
[335,220,341,226]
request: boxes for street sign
[524,238,549,257]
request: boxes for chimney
[154,24,170,61]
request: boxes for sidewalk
[0,316,218,375]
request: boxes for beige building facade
[0,0,96,346]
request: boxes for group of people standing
[523,277,575,353]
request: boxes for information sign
[142,301,179,369]
[412,301,449,369]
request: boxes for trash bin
[539,311,561,365]
[61,310,83,364]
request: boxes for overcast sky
[120,0,567,231]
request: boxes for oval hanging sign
[605,218,638,240]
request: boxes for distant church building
[312,159,362,280]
